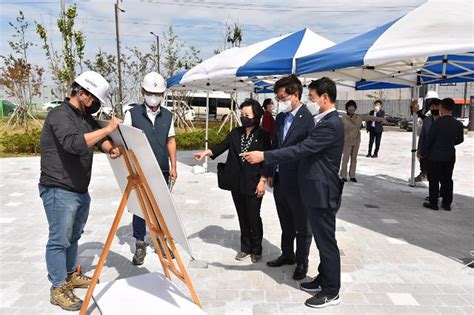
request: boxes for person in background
[266,75,314,281]
[366,100,385,158]
[412,97,442,183]
[241,77,345,309]
[420,98,464,211]
[193,99,271,263]
[340,100,386,182]
[411,91,440,182]
[261,98,276,141]
[122,72,177,265]
[39,71,122,311]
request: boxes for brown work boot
[50,283,82,311]
[66,268,95,289]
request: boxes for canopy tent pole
[409,85,420,187]
[204,90,210,172]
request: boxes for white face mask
[277,100,292,113]
[306,101,320,116]
[145,95,163,108]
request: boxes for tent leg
[204,90,209,172]
[409,86,420,187]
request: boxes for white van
[166,91,233,120]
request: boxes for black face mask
[241,116,255,128]
[430,109,440,116]
[85,100,101,115]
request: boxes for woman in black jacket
[193,99,271,263]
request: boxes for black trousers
[309,208,340,296]
[419,157,428,176]
[231,191,263,255]
[427,160,455,206]
[368,131,382,155]
[133,172,169,241]
[273,174,312,265]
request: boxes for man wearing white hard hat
[39,71,122,311]
[411,91,441,182]
[123,71,177,265]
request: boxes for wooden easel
[80,148,201,314]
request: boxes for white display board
[98,121,142,222]
[93,272,206,314]
[99,121,192,256]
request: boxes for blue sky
[0,0,426,80]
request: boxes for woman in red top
[261,98,276,142]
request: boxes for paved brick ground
[1,130,473,314]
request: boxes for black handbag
[217,162,232,191]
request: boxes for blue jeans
[39,185,90,287]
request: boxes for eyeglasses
[275,94,291,102]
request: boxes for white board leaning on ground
[98,121,192,256]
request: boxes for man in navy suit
[242,77,344,309]
[266,75,315,280]
[366,100,385,158]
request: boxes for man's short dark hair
[345,100,357,110]
[429,98,442,107]
[240,98,264,119]
[274,75,303,100]
[308,77,337,103]
[70,82,91,98]
[262,98,273,110]
[374,99,383,106]
[441,98,455,111]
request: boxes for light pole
[150,32,160,73]
[114,0,125,115]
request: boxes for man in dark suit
[420,98,464,211]
[242,77,344,309]
[366,100,385,158]
[266,75,314,280]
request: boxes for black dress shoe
[350,178,357,182]
[371,154,378,158]
[266,255,295,267]
[423,202,438,210]
[366,153,372,158]
[342,178,348,182]
[293,264,308,280]
[442,204,451,211]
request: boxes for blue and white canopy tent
[168,28,334,91]
[167,28,335,171]
[294,0,474,186]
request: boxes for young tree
[0,11,44,130]
[160,26,203,130]
[36,5,85,98]
[226,22,243,48]
[122,46,156,104]
[214,20,244,55]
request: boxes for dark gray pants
[309,207,340,296]
[273,174,312,266]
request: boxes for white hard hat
[142,72,166,93]
[74,71,109,104]
[425,91,439,99]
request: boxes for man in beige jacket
[341,100,386,182]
